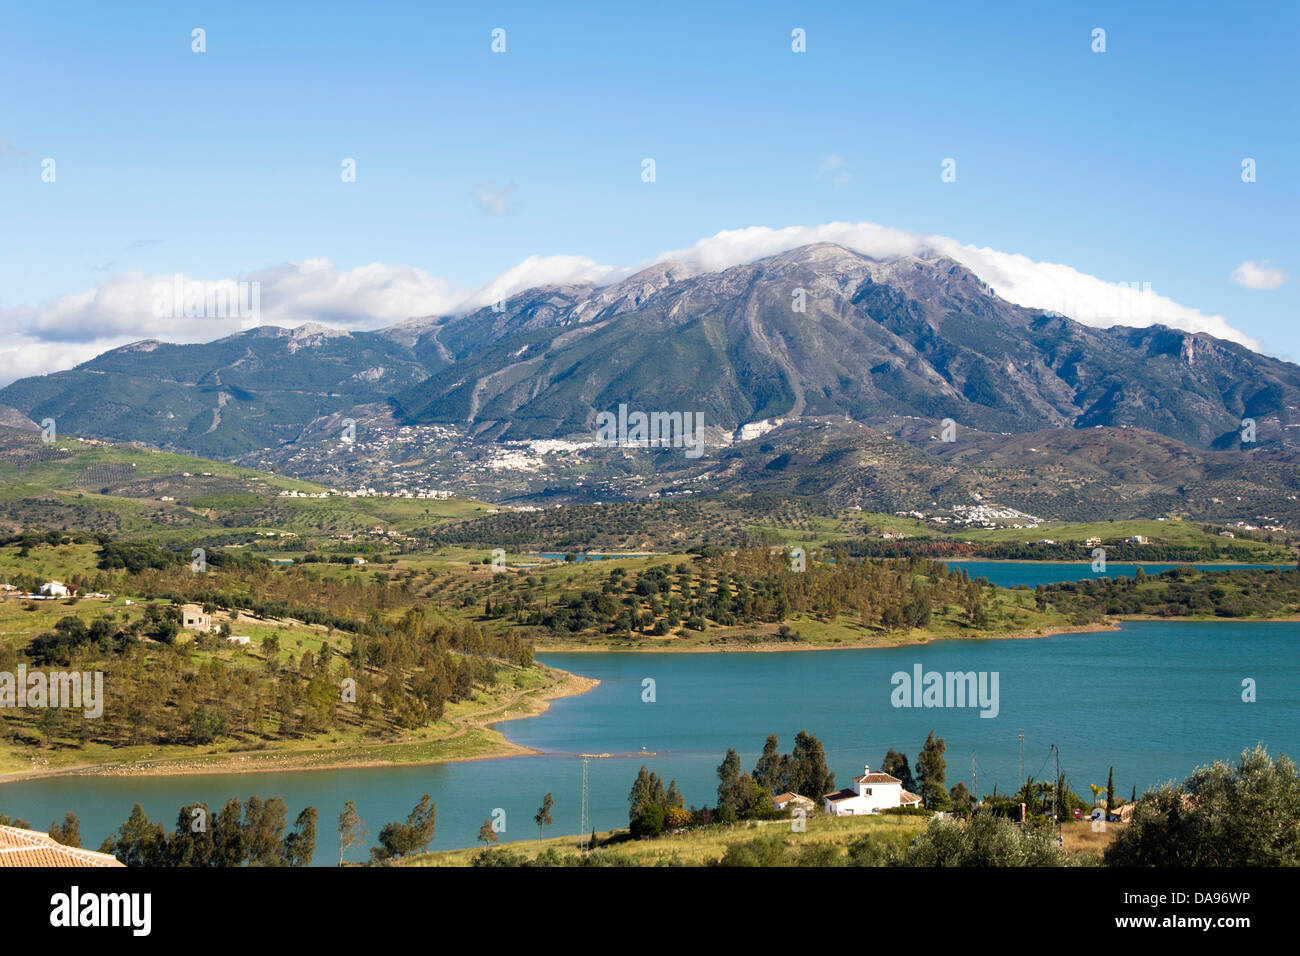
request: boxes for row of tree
[10,792,447,867]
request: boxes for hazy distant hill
[0,324,427,457]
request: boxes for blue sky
[0,0,1295,380]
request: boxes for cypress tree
[916,731,949,807]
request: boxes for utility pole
[579,757,590,852]
[1018,729,1025,786]
[972,750,977,802]
[1051,744,1062,846]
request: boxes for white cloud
[248,259,464,325]
[0,261,468,385]
[0,336,111,391]
[474,181,516,215]
[643,222,1258,348]
[817,154,851,186]
[6,261,464,344]
[1231,260,1287,290]
[818,154,844,174]
[0,220,1264,386]
[460,254,624,311]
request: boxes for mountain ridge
[1,244,1295,469]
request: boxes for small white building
[824,764,923,816]
[40,581,70,598]
[226,635,252,646]
[181,604,212,631]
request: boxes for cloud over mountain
[0,261,467,383]
[0,221,1261,385]
[644,223,1257,349]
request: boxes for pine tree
[916,731,948,807]
[107,804,166,867]
[478,818,498,844]
[949,782,973,815]
[716,748,746,817]
[649,772,667,808]
[791,730,835,799]
[754,734,782,792]
[628,766,654,822]
[882,748,917,793]
[47,812,81,849]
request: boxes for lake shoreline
[941,558,1290,567]
[0,666,600,786]
[535,611,1300,653]
[537,621,1121,653]
[5,611,1296,785]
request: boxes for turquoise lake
[945,560,1287,588]
[1,562,1296,865]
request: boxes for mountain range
[2,243,1296,516]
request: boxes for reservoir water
[3,618,1295,864]
[945,560,1287,589]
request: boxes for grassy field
[403,811,931,866]
[1060,819,1118,856]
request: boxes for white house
[823,764,923,816]
[181,604,212,631]
[225,635,252,646]
[39,581,70,598]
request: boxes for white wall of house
[824,767,910,816]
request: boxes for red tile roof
[0,825,124,867]
[853,772,902,784]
